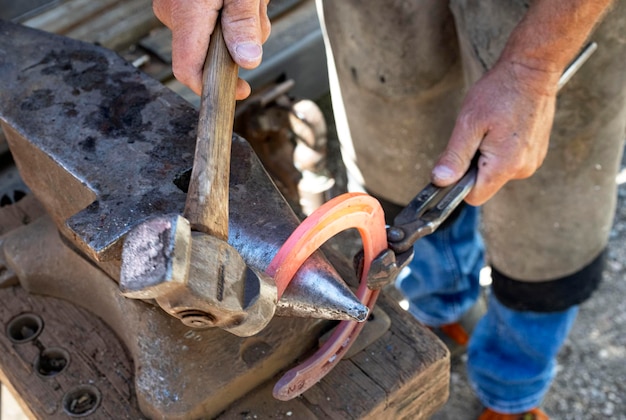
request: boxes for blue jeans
[395,204,579,413]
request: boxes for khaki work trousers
[317,0,626,282]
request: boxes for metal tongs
[384,42,597,269]
[387,161,477,256]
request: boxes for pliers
[383,40,598,267]
[388,162,477,254]
[360,161,477,291]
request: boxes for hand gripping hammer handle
[183,20,238,240]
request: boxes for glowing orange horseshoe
[266,192,388,400]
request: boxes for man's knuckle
[171,64,190,85]
[224,0,260,21]
[456,112,476,131]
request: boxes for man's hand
[153,0,271,100]
[431,61,559,206]
[431,0,612,206]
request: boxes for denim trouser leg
[467,294,579,413]
[396,203,579,412]
[395,204,484,327]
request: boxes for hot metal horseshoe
[266,192,388,400]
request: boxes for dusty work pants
[317,0,626,413]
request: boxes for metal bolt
[178,310,216,329]
[387,227,405,242]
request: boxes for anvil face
[0,20,366,323]
[0,20,197,263]
[0,18,300,270]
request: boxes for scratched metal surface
[0,20,364,321]
[0,20,298,264]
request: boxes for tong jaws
[387,164,477,255]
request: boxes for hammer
[120,21,277,336]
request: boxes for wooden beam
[23,0,123,35]
[64,0,160,50]
[219,293,450,419]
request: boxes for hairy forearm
[500,0,613,87]
[432,0,614,204]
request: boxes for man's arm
[152,0,271,99]
[432,0,614,206]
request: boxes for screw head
[178,311,216,329]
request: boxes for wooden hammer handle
[183,21,238,240]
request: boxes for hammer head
[120,215,191,299]
[120,214,277,336]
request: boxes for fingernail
[432,165,456,182]
[235,42,262,62]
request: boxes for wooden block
[219,293,450,419]
[0,286,144,419]
[1,216,449,418]
[64,0,160,50]
[23,0,123,34]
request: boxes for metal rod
[558,42,598,91]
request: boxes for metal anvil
[0,18,367,325]
[0,19,368,417]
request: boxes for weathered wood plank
[23,0,123,34]
[217,381,319,420]
[139,26,172,63]
[0,286,144,419]
[22,0,160,51]
[303,361,389,419]
[1,0,58,22]
[64,0,160,50]
[353,295,450,419]
[218,293,450,419]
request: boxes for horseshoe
[265,192,388,400]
